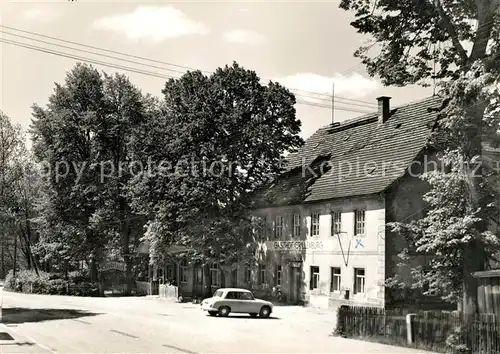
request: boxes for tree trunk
[203,264,211,298]
[23,201,39,276]
[13,233,17,277]
[64,260,69,280]
[120,198,133,296]
[0,231,5,279]
[90,252,98,283]
[461,103,488,316]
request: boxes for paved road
[0,291,435,353]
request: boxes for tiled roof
[255,96,443,207]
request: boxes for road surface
[0,290,435,353]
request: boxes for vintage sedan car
[201,288,273,318]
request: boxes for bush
[11,270,49,293]
[4,269,99,297]
[68,269,90,283]
[4,270,15,290]
[48,279,68,295]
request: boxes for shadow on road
[1,307,101,324]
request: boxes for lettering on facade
[101,261,126,272]
[266,241,324,251]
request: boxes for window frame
[210,262,221,287]
[258,264,266,284]
[231,267,238,286]
[310,266,320,290]
[330,267,341,292]
[331,211,342,236]
[354,210,366,236]
[238,291,254,300]
[275,264,282,286]
[275,215,284,239]
[244,266,252,283]
[353,268,365,294]
[293,214,301,238]
[311,213,320,237]
[179,260,188,283]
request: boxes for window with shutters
[310,266,320,290]
[353,268,365,294]
[330,267,341,292]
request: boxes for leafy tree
[340,0,500,313]
[31,63,106,280]
[0,111,39,277]
[129,62,303,283]
[31,63,148,291]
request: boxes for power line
[0,24,211,74]
[0,29,188,76]
[296,99,372,114]
[0,38,178,80]
[293,91,377,109]
[0,24,378,108]
[0,37,374,115]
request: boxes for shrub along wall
[4,269,100,296]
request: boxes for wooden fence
[474,270,500,317]
[336,305,500,353]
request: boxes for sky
[0,0,434,145]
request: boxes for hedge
[4,269,99,296]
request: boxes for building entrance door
[194,266,203,297]
[288,265,302,304]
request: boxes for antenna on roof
[432,43,437,96]
[331,80,335,124]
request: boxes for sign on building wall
[266,241,324,251]
[101,261,126,272]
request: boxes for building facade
[246,95,447,309]
[151,95,457,309]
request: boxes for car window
[214,290,223,297]
[225,291,237,299]
[238,292,254,300]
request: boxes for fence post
[406,313,416,345]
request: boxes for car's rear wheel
[259,306,271,318]
[249,313,258,317]
[208,311,217,316]
[218,306,230,317]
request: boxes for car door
[237,291,257,313]
[224,291,240,312]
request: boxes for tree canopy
[341,0,500,313]
[30,63,149,290]
[129,62,303,266]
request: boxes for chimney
[377,96,391,123]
